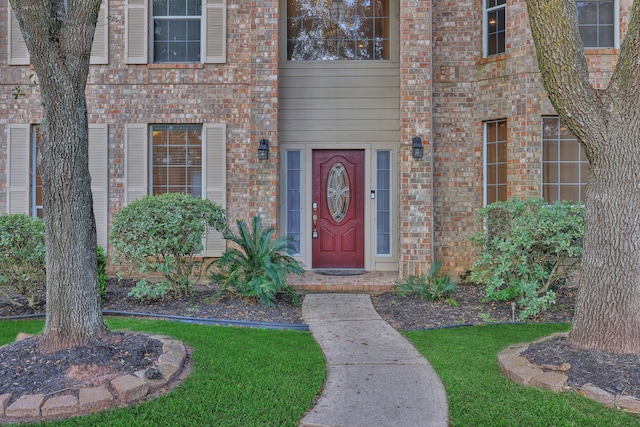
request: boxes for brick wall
[0,0,280,243]
[431,0,482,278]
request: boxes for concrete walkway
[299,294,449,427]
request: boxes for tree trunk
[570,127,640,354]
[525,0,640,354]
[12,0,107,352]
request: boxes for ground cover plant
[110,193,227,299]
[470,199,584,319]
[407,323,640,427]
[0,318,325,427]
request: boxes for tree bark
[525,0,640,353]
[11,0,107,352]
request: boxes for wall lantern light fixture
[258,138,269,160]
[412,136,424,159]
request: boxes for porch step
[289,271,398,293]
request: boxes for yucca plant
[210,215,304,308]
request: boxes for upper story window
[125,0,226,65]
[542,117,588,203]
[287,0,390,61]
[485,119,507,204]
[484,0,506,57]
[577,0,617,48]
[152,0,202,62]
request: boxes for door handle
[312,213,318,238]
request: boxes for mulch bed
[0,332,162,402]
[523,337,640,399]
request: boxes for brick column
[399,0,433,278]
[248,0,280,224]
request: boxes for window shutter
[203,123,226,257]
[125,0,148,64]
[90,0,109,65]
[124,124,148,204]
[203,0,226,63]
[7,124,30,214]
[7,4,29,65]
[88,124,109,249]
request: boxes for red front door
[312,150,365,268]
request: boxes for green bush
[110,193,227,299]
[470,198,584,319]
[97,245,108,300]
[395,261,457,301]
[210,215,304,308]
[0,214,45,308]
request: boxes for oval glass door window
[327,162,350,222]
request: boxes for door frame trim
[279,142,399,272]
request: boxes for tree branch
[524,0,608,158]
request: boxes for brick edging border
[0,333,190,423]
[498,332,640,414]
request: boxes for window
[125,123,226,256]
[484,0,506,57]
[286,0,390,60]
[577,0,616,48]
[7,124,109,248]
[150,124,203,197]
[152,0,202,62]
[376,150,392,255]
[286,151,302,255]
[125,0,226,64]
[485,120,507,204]
[542,117,588,203]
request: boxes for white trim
[483,0,506,58]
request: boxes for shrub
[0,214,46,308]
[395,261,457,301]
[97,245,108,300]
[110,193,227,299]
[469,198,584,319]
[210,215,304,308]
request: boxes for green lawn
[0,318,325,427]
[407,323,640,427]
[3,320,640,426]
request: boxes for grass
[406,323,640,427]
[0,318,325,427]
[3,320,640,426]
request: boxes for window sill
[146,63,205,69]
[477,53,511,65]
[584,48,619,55]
